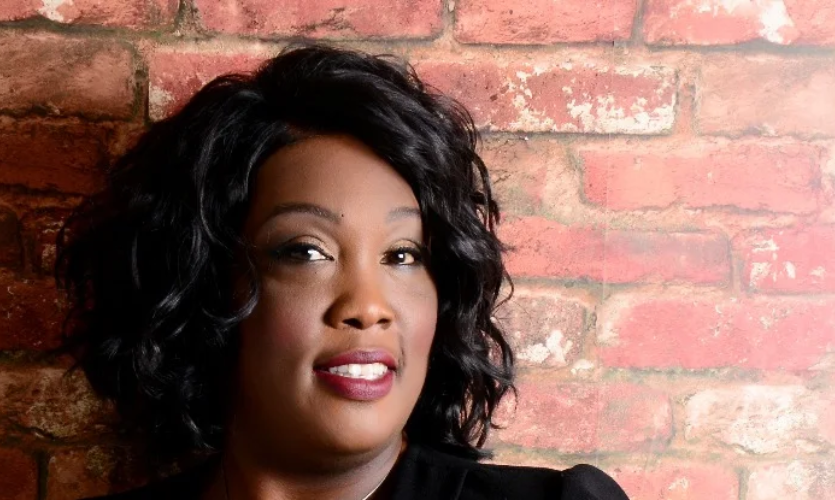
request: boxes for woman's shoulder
[489,462,629,500]
[403,444,630,499]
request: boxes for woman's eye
[384,247,424,266]
[273,243,331,262]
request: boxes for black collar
[387,443,471,500]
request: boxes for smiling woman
[55,44,629,500]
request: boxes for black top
[84,443,630,499]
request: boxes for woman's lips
[314,369,394,401]
[313,349,397,401]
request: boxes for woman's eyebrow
[263,204,420,225]
[386,206,421,223]
[265,203,341,224]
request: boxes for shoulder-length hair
[57,43,514,460]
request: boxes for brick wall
[1,1,834,499]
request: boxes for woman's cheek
[243,278,324,367]
[400,278,438,370]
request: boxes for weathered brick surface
[499,217,730,284]
[418,61,676,134]
[644,0,835,45]
[454,0,636,44]
[684,385,833,455]
[0,35,137,119]
[481,138,565,215]
[747,460,835,500]
[0,121,109,194]
[598,293,835,370]
[0,271,64,350]
[147,50,264,120]
[0,0,177,29]
[0,205,22,270]
[697,57,835,137]
[494,287,587,368]
[644,0,835,46]
[497,380,672,453]
[579,140,824,214]
[194,0,442,39]
[0,365,115,439]
[0,448,38,500]
[611,462,739,500]
[735,226,835,293]
[47,447,148,500]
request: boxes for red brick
[0,365,115,439]
[697,57,835,137]
[148,50,265,120]
[0,122,108,194]
[747,460,835,500]
[0,34,136,119]
[645,0,835,46]
[644,0,795,45]
[481,138,564,215]
[580,139,824,214]
[735,226,835,293]
[194,0,442,39]
[0,0,30,21]
[0,271,64,350]
[685,385,833,454]
[454,0,635,44]
[0,448,38,500]
[494,288,587,368]
[0,205,22,270]
[499,217,730,284]
[496,380,672,453]
[611,462,739,500]
[418,60,676,134]
[47,447,148,500]
[785,0,835,45]
[598,293,835,370]
[0,0,177,29]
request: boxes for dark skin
[203,135,438,500]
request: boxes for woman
[57,44,630,500]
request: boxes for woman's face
[235,134,438,468]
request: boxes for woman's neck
[203,434,407,500]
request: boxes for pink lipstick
[313,349,397,401]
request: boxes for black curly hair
[56,43,515,461]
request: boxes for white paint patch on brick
[148,85,175,121]
[668,476,690,491]
[785,261,797,279]
[508,93,557,132]
[517,330,572,366]
[747,461,815,499]
[506,65,674,133]
[570,358,595,375]
[810,266,827,279]
[675,0,796,43]
[567,94,674,134]
[758,0,796,44]
[38,0,73,22]
[750,262,771,288]
[751,236,779,253]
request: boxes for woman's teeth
[326,363,389,380]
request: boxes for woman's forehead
[246,134,422,233]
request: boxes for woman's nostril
[342,318,364,329]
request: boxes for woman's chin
[315,421,399,457]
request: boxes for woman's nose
[324,267,394,331]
